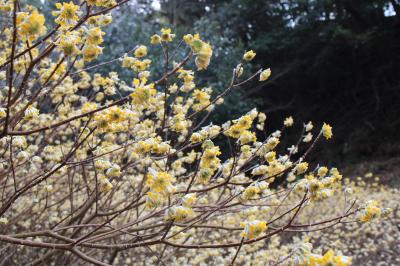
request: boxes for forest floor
[343,156,400,188]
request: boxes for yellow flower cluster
[192,88,211,111]
[190,124,221,144]
[183,33,213,70]
[146,169,176,194]
[56,31,82,56]
[0,0,13,12]
[83,27,105,61]
[294,167,343,200]
[242,181,269,200]
[240,220,267,239]
[166,206,194,221]
[152,187,195,219]
[130,77,156,106]
[243,50,256,61]
[322,122,333,139]
[177,68,195,92]
[99,175,113,192]
[17,10,47,42]
[24,105,39,120]
[150,28,175,44]
[52,1,80,28]
[284,116,294,127]
[144,168,178,208]
[198,141,221,183]
[225,113,256,141]
[121,45,152,76]
[293,242,352,266]
[87,14,113,27]
[359,200,392,222]
[260,68,271,81]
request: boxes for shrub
[0,1,391,265]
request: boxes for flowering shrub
[0,1,392,265]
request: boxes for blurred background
[33,0,400,171]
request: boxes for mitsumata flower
[0,3,391,264]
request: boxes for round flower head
[322,122,333,139]
[134,45,147,58]
[52,1,80,27]
[259,68,271,81]
[17,10,47,41]
[243,50,256,61]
